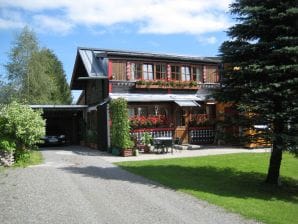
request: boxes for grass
[13,149,43,167]
[117,153,298,224]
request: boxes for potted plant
[121,139,134,157]
[141,132,152,153]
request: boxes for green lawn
[117,153,298,224]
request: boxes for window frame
[143,63,154,80]
[170,65,180,81]
[155,63,167,80]
[181,66,191,81]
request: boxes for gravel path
[0,146,260,224]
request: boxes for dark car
[41,135,66,146]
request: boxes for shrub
[0,139,16,153]
[0,101,45,161]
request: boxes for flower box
[121,149,133,157]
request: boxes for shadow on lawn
[60,163,297,204]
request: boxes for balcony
[135,80,220,90]
[135,80,198,90]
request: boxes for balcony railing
[109,80,220,90]
[130,127,174,142]
[189,127,215,144]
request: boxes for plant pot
[112,147,121,156]
[121,149,133,157]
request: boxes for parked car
[41,135,66,146]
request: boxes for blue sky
[0,0,233,102]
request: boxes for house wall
[110,60,219,83]
[85,80,104,105]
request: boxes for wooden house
[70,47,226,149]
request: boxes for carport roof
[30,105,88,111]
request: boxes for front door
[174,108,189,144]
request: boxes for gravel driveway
[0,146,260,224]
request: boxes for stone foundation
[0,151,14,166]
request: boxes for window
[137,107,148,116]
[156,64,166,80]
[181,66,190,81]
[143,64,153,80]
[171,65,180,80]
[192,66,203,82]
[128,108,135,117]
[130,62,142,80]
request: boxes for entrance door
[175,108,189,144]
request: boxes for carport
[31,105,87,145]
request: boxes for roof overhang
[30,105,88,111]
[109,93,207,103]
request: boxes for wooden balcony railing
[130,127,174,142]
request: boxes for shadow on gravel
[61,164,298,204]
[61,165,161,188]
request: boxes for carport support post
[97,104,108,150]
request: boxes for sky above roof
[0,0,234,102]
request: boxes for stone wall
[0,151,14,166]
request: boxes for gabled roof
[77,47,221,63]
[70,48,108,90]
[70,47,221,90]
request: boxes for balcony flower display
[135,80,198,89]
[129,115,168,129]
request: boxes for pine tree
[216,0,298,185]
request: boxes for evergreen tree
[216,0,298,185]
[26,49,72,104]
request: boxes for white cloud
[0,9,25,29]
[197,36,217,44]
[33,15,73,35]
[0,0,233,35]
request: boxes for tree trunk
[265,120,283,185]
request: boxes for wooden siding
[86,80,104,105]
[111,61,126,80]
[110,60,220,83]
[204,65,219,83]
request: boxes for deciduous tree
[3,26,72,104]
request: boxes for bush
[0,139,16,152]
[0,101,45,162]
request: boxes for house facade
[70,47,230,150]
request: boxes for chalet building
[70,47,228,150]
